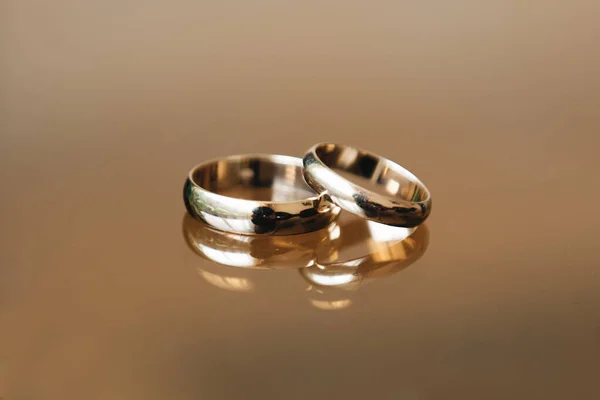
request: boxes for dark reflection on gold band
[182,212,429,308]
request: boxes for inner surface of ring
[315,144,428,202]
[192,157,316,201]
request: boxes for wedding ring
[184,154,340,235]
[303,143,432,227]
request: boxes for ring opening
[315,144,429,202]
[192,156,316,202]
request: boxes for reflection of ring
[301,222,429,291]
[303,143,432,227]
[182,213,341,269]
[184,154,340,235]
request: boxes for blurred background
[1,1,599,399]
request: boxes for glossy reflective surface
[183,213,341,269]
[189,213,426,306]
[2,1,600,399]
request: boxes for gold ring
[303,143,432,227]
[184,154,341,235]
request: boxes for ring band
[184,154,341,235]
[303,143,432,227]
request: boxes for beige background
[1,1,600,399]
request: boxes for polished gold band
[303,143,432,227]
[183,154,340,235]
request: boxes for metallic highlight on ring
[303,143,432,227]
[184,154,341,235]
